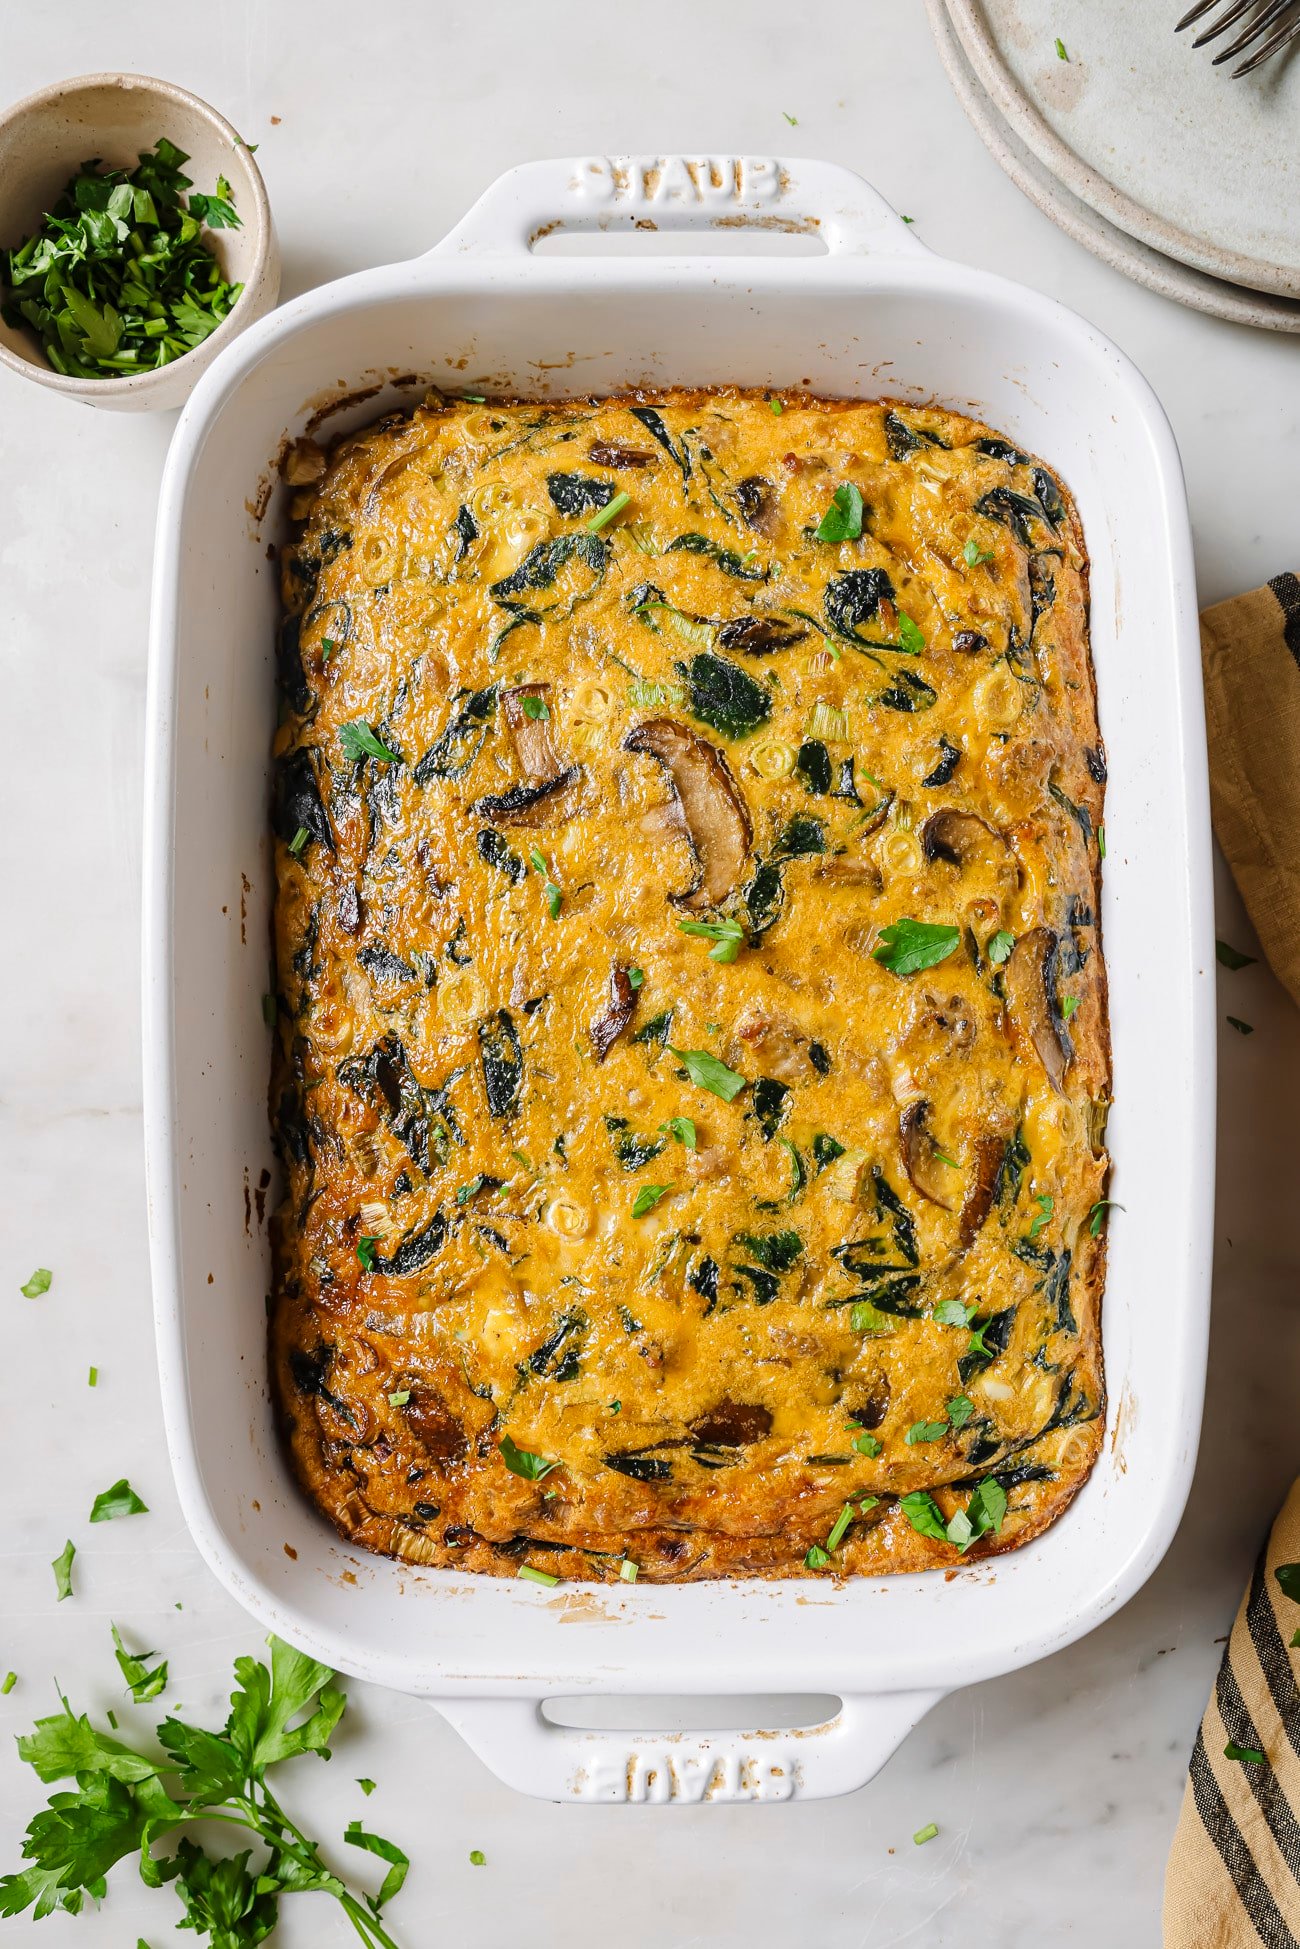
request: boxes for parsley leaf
[110,1626,168,1705]
[51,1541,75,1602]
[852,1430,883,1457]
[872,918,960,976]
[668,1046,747,1102]
[963,537,994,568]
[946,1394,975,1428]
[900,1491,948,1542]
[356,1235,380,1272]
[660,1116,697,1150]
[632,1184,673,1219]
[20,1267,51,1298]
[905,1419,948,1445]
[986,929,1015,965]
[499,1434,556,1481]
[815,483,864,545]
[896,611,926,655]
[339,720,399,765]
[520,695,550,720]
[89,1479,149,1523]
[1028,1193,1053,1238]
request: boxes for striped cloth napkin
[1163,577,1300,1943]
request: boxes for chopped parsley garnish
[852,1431,883,1457]
[770,397,784,415]
[111,1624,168,1704]
[897,612,926,655]
[987,929,1015,965]
[20,1267,51,1298]
[872,918,960,975]
[1061,995,1079,1020]
[627,968,645,988]
[660,1116,697,1150]
[89,1479,149,1523]
[933,1298,976,1327]
[518,1564,560,1587]
[1088,1198,1122,1236]
[358,1778,377,1796]
[913,1822,939,1845]
[804,1544,831,1569]
[678,916,745,963]
[668,1046,746,1102]
[287,825,309,856]
[1,139,247,379]
[609,1400,622,1413]
[906,1420,948,1446]
[632,1184,673,1219]
[1227,1016,1254,1036]
[339,720,399,765]
[946,1395,975,1429]
[1216,939,1257,970]
[528,846,563,919]
[947,1478,1008,1553]
[499,1435,557,1481]
[963,538,994,568]
[815,483,864,545]
[520,695,550,720]
[620,1559,639,1583]
[1224,1741,1265,1764]
[586,489,630,533]
[0,1631,410,1936]
[356,1235,380,1272]
[457,1176,485,1205]
[900,1491,948,1541]
[1028,1193,1053,1238]
[51,1540,75,1601]
[1055,36,1069,58]
[851,1299,895,1335]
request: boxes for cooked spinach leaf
[546,472,615,516]
[680,651,772,739]
[479,1010,523,1120]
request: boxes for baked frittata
[269,388,1110,1583]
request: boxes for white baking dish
[143,155,1215,1803]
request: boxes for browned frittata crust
[269,388,1109,1583]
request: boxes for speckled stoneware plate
[926,0,1300,334]
[943,0,1300,301]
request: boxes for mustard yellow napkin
[1200,576,1300,1007]
[1163,576,1300,1944]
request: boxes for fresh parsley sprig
[0,1634,408,1945]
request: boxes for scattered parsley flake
[1028,1193,1053,1238]
[627,968,645,988]
[660,1116,697,1150]
[987,929,1015,965]
[20,1268,51,1298]
[1088,1198,1122,1236]
[805,1544,831,1569]
[520,695,550,721]
[52,1539,75,1601]
[358,1777,377,1795]
[906,1420,948,1446]
[963,537,994,568]
[770,397,784,415]
[356,1235,380,1272]
[1216,939,1257,971]
[815,483,864,545]
[1055,36,1069,59]
[678,916,744,963]
[668,1046,746,1102]
[499,1435,557,1481]
[339,720,399,765]
[897,611,926,654]
[852,1431,883,1458]
[632,1184,673,1219]
[90,1479,149,1523]
[873,918,960,976]
[111,1624,168,1704]
[1061,995,1079,1020]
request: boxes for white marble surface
[3,3,1299,1942]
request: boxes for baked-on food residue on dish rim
[268,387,1110,1584]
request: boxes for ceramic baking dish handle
[436,1689,943,1804]
[430,154,929,260]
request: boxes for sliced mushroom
[623,718,751,912]
[958,1132,1007,1247]
[590,965,637,1062]
[399,1379,468,1463]
[815,857,884,890]
[847,1374,891,1430]
[735,475,777,532]
[689,1400,773,1446]
[589,442,657,468]
[502,683,562,781]
[921,808,1010,869]
[899,1099,957,1210]
[716,615,808,655]
[471,769,580,822]
[1004,926,1071,1093]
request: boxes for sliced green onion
[470,1848,487,1865]
[388,1389,410,1407]
[586,489,630,533]
[913,1822,939,1845]
[620,1559,639,1583]
[88,1366,98,1388]
[518,1564,560,1588]
[1,1672,16,1695]
[825,1502,854,1552]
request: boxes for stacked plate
[927,0,1300,332]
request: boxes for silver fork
[1176,0,1300,74]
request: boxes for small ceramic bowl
[0,72,280,411]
